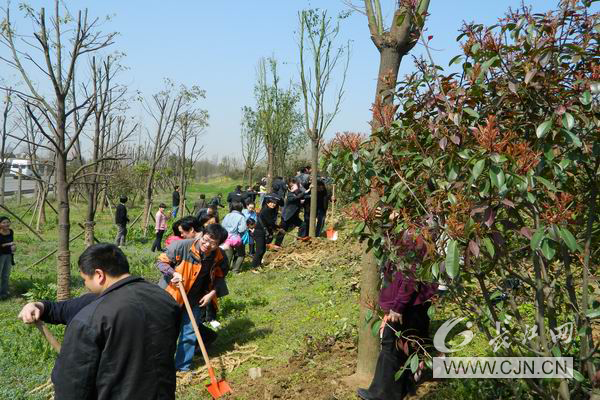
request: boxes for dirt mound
[263,234,362,272]
[233,336,358,400]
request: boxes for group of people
[11,168,438,400]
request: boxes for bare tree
[298,9,350,237]
[75,56,135,246]
[0,1,116,299]
[240,106,264,186]
[176,109,208,213]
[140,81,204,234]
[0,88,12,205]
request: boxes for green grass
[0,177,363,400]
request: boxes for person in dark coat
[114,195,129,246]
[172,186,181,218]
[358,231,438,400]
[226,185,244,209]
[192,194,208,216]
[196,205,219,223]
[271,176,287,199]
[315,180,330,237]
[210,193,225,209]
[252,195,280,268]
[18,243,181,400]
[274,178,307,246]
[242,185,259,206]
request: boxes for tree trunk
[308,140,319,237]
[353,46,404,383]
[17,172,22,206]
[36,186,47,231]
[0,171,5,205]
[84,186,97,247]
[266,144,274,193]
[375,46,402,106]
[55,152,71,300]
[142,174,154,236]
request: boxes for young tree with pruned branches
[140,81,205,234]
[240,106,264,186]
[298,9,349,237]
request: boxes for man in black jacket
[172,185,181,218]
[274,178,307,246]
[226,185,244,209]
[114,195,129,246]
[18,244,180,400]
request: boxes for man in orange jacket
[156,223,229,371]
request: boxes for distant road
[1,177,54,197]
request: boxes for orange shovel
[178,285,232,399]
[326,184,338,241]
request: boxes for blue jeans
[0,253,12,296]
[175,305,217,371]
[172,206,179,218]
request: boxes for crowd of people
[12,166,437,400]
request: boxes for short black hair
[159,203,167,209]
[119,195,128,204]
[246,218,256,227]
[199,214,216,228]
[0,216,10,223]
[231,201,243,212]
[174,185,179,190]
[246,202,255,207]
[236,185,242,191]
[172,220,182,237]
[204,224,228,245]
[200,194,206,199]
[78,243,129,277]
[179,216,200,233]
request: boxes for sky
[1,0,590,159]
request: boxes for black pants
[252,229,269,267]
[274,214,303,246]
[364,303,431,400]
[151,230,165,252]
[316,209,326,237]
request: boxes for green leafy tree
[325,2,599,397]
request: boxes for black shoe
[357,388,375,400]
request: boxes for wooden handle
[177,284,217,384]
[35,321,61,352]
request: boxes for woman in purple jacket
[358,230,438,400]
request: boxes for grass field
[0,177,510,400]
[0,177,367,400]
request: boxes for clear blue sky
[2,1,586,159]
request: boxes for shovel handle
[35,321,61,352]
[177,284,218,384]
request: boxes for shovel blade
[326,229,338,241]
[206,380,232,398]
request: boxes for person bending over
[156,224,229,372]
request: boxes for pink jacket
[155,210,168,232]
